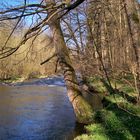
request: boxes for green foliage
[75,76,140,140]
[98,110,135,140]
[75,134,109,140]
[74,96,94,124]
[86,76,106,93]
[121,86,135,95]
[85,124,106,135]
[75,106,139,140]
[132,12,139,24]
[121,102,140,116]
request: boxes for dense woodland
[0,0,140,139]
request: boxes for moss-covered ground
[75,76,140,140]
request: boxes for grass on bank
[0,73,48,84]
[75,76,140,140]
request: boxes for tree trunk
[49,17,93,124]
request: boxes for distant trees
[86,0,140,101]
[0,22,56,80]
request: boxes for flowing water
[0,77,102,140]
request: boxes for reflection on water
[0,82,84,140]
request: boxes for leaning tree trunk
[49,16,93,124]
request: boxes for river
[0,77,102,140]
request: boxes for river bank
[75,76,140,140]
[0,75,49,85]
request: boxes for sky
[0,0,140,27]
[0,0,140,6]
[0,0,45,27]
[0,0,40,5]
[0,0,42,9]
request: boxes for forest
[0,0,140,140]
